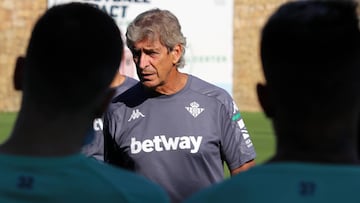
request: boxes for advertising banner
[48,0,234,93]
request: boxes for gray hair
[126,8,187,68]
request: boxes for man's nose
[139,53,150,69]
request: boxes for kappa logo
[185,101,204,118]
[128,109,145,122]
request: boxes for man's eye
[131,49,140,57]
[145,51,157,56]
[133,51,140,57]
[132,51,140,62]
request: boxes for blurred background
[0,0,287,163]
[0,0,288,113]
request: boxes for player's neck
[271,135,358,165]
[269,150,359,165]
[0,109,89,157]
[155,71,188,95]
[271,115,358,164]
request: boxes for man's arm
[230,159,256,175]
[81,118,105,161]
[220,98,257,176]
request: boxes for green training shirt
[185,162,360,203]
[0,153,169,203]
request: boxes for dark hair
[260,0,360,116]
[23,3,123,113]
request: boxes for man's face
[131,38,177,91]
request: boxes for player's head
[258,0,360,120]
[18,3,123,114]
[126,8,186,68]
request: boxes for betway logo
[131,135,203,154]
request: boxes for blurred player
[81,70,137,160]
[0,3,169,202]
[184,1,360,202]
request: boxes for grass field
[241,112,275,164]
[0,112,17,143]
[0,111,275,176]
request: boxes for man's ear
[257,83,275,118]
[171,44,182,66]
[14,56,25,91]
[93,88,116,118]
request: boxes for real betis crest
[185,101,204,118]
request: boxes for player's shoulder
[113,76,138,97]
[122,76,138,87]
[112,82,147,106]
[183,164,275,203]
[189,75,232,98]
[185,163,360,203]
[85,158,170,202]
[95,162,165,191]
[106,82,144,114]
[188,75,235,107]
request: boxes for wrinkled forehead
[130,31,166,48]
[132,36,165,51]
